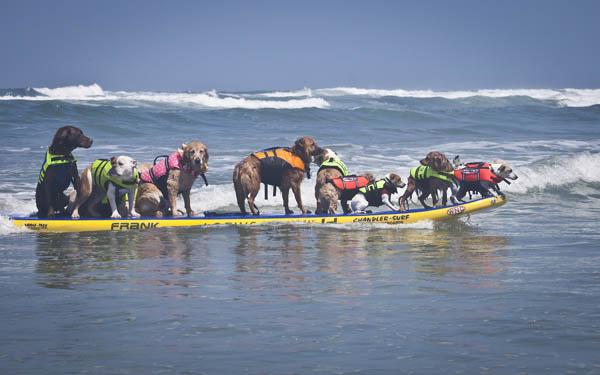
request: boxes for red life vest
[454,163,504,184]
[327,175,371,191]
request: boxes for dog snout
[310,147,323,156]
[80,137,93,148]
[399,182,406,188]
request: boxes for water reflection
[33,221,508,294]
[34,228,200,289]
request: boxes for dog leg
[280,185,294,215]
[86,191,104,218]
[341,199,351,214]
[127,188,140,217]
[418,190,431,209]
[351,194,369,213]
[290,183,310,214]
[107,184,121,218]
[71,168,92,218]
[182,189,195,216]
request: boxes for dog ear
[110,156,118,165]
[295,138,305,148]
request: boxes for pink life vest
[141,151,200,184]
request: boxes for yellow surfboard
[9,195,506,233]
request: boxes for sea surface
[1,84,599,374]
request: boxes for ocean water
[1,84,599,374]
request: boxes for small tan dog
[70,156,140,218]
[136,141,209,217]
[233,137,321,215]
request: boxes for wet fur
[136,141,209,217]
[314,149,346,214]
[36,125,93,218]
[233,137,321,215]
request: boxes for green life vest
[410,166,454,183]
[91,159,140,203]
[358,179,397,207]
[38,148,76,184]
[318,158,349,176]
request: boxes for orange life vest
[251,147,309,199]
[454,162,504,185]
[327,175,371,191]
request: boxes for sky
[1,0,599,92]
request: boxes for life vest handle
[153,155,170,165]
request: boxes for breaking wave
[503,152,600,194]
[0,84,330,110]
[1,84,599,108]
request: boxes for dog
[452,156,518,201]
[233,137,322,215]
[314,148,350,214]
[70,156,140,218]
[399,151,456,211]
[350,173,405,213]
[135,141,209,217]
[35,125,93,218]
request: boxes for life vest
[410,166,455,184]
[358,179,398,207]
[327,175,371,191]
[251,147,310,199]
[318,158,349,177]
[91,159,140,204]
[454,162,504,185]
[38,148,76,186]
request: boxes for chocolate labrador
[36,125,93,218]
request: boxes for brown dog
[36,125,93,218]
[399,152,455,211]
[233,137,321,215]
[135,141,209,217]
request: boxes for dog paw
[172,211,184,217]
[111,212,122,219]
[187,210,197,217]
[130,212,141,218]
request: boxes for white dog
[452,156,518,201]
[70,156,141,218]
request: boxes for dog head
[385,173,406,189]
[313,148,339,166]
[420,151,453,173]
[293,137,322,163]
[490,159,518,180]
[179,141,209,174]
[109,156,138,181]
[50,125,93,154]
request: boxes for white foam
[253,88,313,98]
[503,152,600,193]
[314,87,600,107]
[34,83,105,98]
[0,84,330,109]
[3,84,599,107]
[0,215,31,235]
